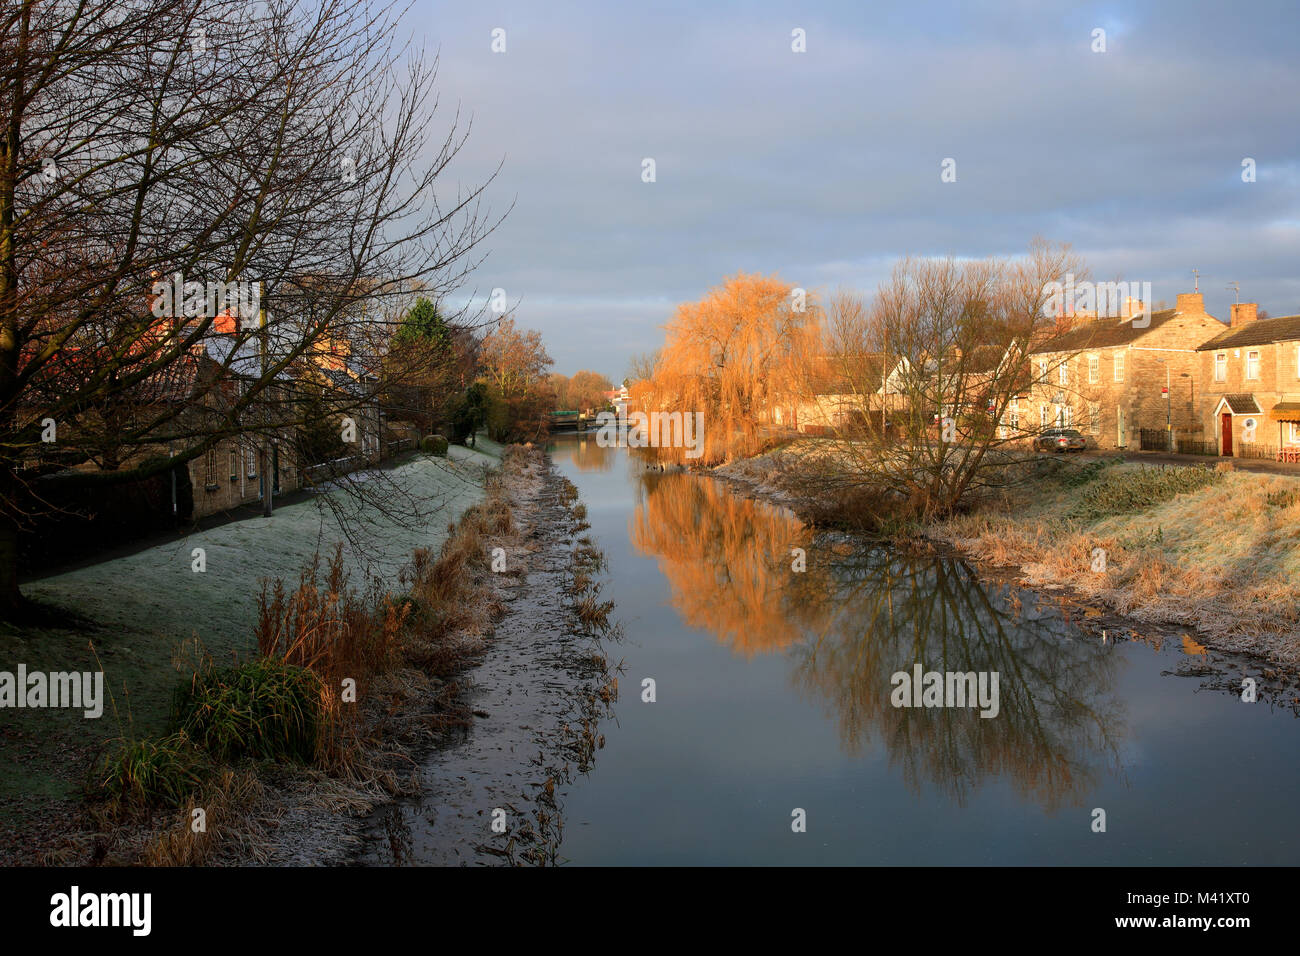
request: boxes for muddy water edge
[357,447,619,866]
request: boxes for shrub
[97,733,207,809]
[173,658,323,764]
[1056,457,1116,488]
[1068,465,1221,522]
[421,434,449,456]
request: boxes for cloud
[410,1,1300,372]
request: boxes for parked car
[1033,428,1087,453]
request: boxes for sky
[407,0,1300,377]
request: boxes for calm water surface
[547,437,1300,865]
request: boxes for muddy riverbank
[353,448,620,866]
[243,446,619,866]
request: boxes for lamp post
[259,281,273,517]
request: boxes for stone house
[185,333,304,519]
[1018,293,1225,450]
[1195,305,1300,458]
[773,353,909,434]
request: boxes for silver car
[1033,428,1087,452]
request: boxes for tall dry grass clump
[255,544,410,770]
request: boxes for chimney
[1122,296,1144,319]
[1175,292,1204,314]
[1230,302,1258,328]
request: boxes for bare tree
[0,0,505,615]
[788,240,1089,524]
[625,349,660,386]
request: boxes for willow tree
[0,0,503,616]
[650,272,820,464]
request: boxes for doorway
[1221,413,1233,456]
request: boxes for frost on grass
[929,465,1300,665]
[19,451,497,744]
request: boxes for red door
[1221,413,1233,456]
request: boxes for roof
[1031,309,1176,355]
[807,353,893,395]
[320,367,365,396]
[962,344,1006,374]
[1218,394,1262,415]
[1196,314,1300,351]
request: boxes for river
[544,436,1300,865]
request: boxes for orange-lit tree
[649,272,820,464]
[478,318,554,442]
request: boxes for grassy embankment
[717,442,1300,666]
[927,458,1300,665]
[0,439,515,861]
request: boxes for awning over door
[1268,402,1300,423]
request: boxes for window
[1114,352,1125,382]
[1290,422,1300,445]
[1088,354,1099,384]
[245,445,257,478]
[1038,358,1049,383]
[1246,350,1260,380]
[1088,402,1100,435]
[1214,352,1226,382]
[1040,404,1050,429]
[204,449,217,485]
[1058,406,1073,428]
[1008,399,1019,430]
[1059,361,1069,386]
[229,447,238,481]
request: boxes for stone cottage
[1195,305,1300,458]
[1020,293,1225,450]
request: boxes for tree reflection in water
[631,471,1127,811]
[553,437,617,472]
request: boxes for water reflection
[547,436,616,472]
[631,471,1126,811]
[632,472,811,654]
